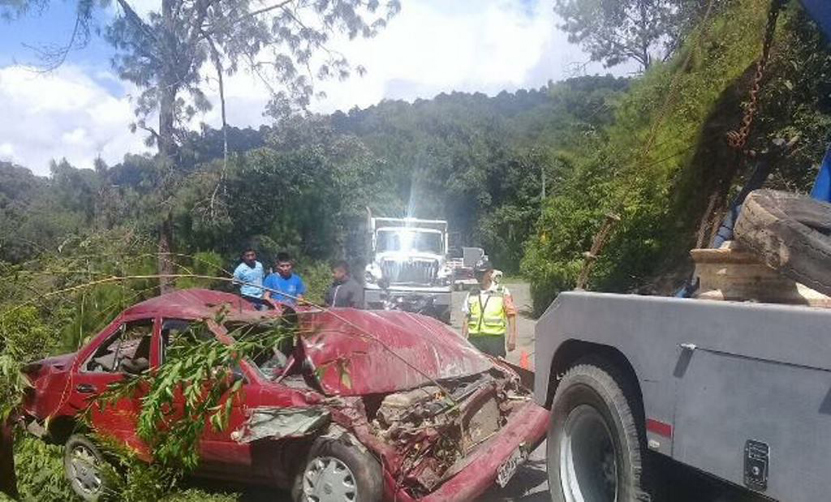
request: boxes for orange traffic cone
[519,350,531,370]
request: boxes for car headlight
[434,266,453,286]
[365,264,382,284]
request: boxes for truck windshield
[377,229,442,254]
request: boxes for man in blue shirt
[264,252,307,307]
[233,248,266,309]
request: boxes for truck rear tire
[735,189,831,296]
[547,360,650,502]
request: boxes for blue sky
[1,2,111,66]
[0,0,629,175]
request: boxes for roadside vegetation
[524,0,831,312]
[1,0,831,499]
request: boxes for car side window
[161,319,246,382]
[84,319,154,375]
[160,319,199,363]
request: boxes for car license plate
[496,445,528,488]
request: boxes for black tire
[547,360,651,502]
[293,438,382,502]
[64,434,112,502]
[735,189,831,296]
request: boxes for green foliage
[553,0,719,71]
[94,317,294,470]
[162,489,239,502]
[6,416,257,502]
[0,307,58,421]
[11,435,238,502]
[524,0,831,313]
[1,2,830,496]
[298,261,335,306]
[0,76,630,279]
[325,77,629,273]
[176,118,396,263]
[174,251,227,290]
[12,437,71,502]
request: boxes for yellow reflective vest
[467,286,508,337]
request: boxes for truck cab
[364,216,454,323]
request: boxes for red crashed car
[21,289,548,501]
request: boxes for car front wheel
[294,439,382,502]
[64,434,110,501]
[547,360,651,502]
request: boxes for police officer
[461,260,517,357]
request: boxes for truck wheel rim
[69,444,103,496]
[302,456,358,502]
[560,404,618,502]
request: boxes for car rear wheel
[293,439,382,502]
[547,360,650,502]
[64,434,110,501]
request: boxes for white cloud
[0,65,149,175]
[196,0,620,127]
[308,0,617,112]
[1,0,631,175]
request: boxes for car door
[70,316,156,456]
[157,318,256,478]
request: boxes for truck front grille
[381,260,438,285]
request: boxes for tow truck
[535,1,831,501]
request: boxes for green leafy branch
[92,312,295,471]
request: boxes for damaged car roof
[123,289,496,397]
[122,289,262,319]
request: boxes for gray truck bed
[534,291,831,502]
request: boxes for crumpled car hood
[298,309,494,396]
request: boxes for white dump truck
[364,215,454,323]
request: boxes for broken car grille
[461,393,500,452]
[381,259,438,285]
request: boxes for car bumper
[364,288,452,306]
[386,401,550,502]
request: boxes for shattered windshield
[224,321,294,379]
[376,229,443,254]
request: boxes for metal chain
[726,0,786,150]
